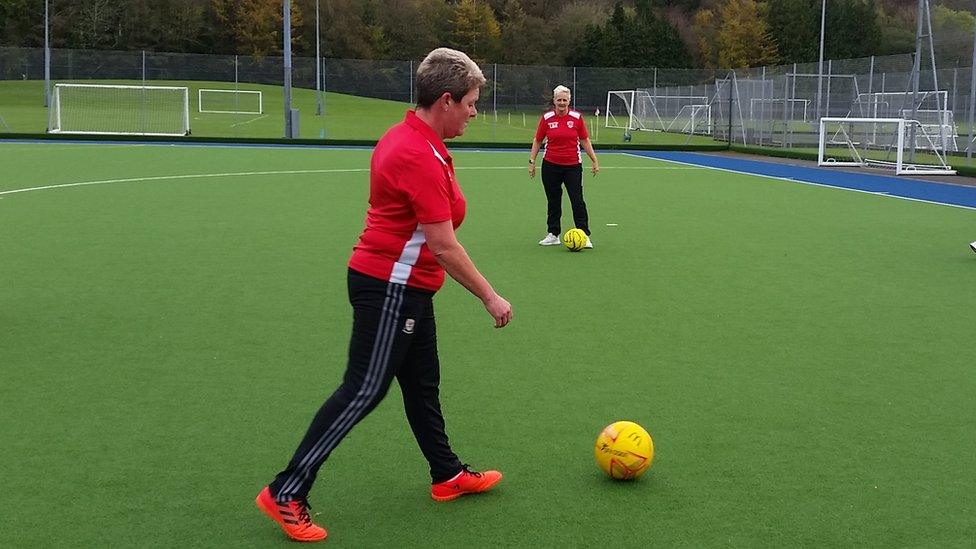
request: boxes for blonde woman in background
[528,85,599,248]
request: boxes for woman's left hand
[591,163,600,176]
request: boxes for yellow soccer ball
[562,228,588,252]
[594,421,654,480]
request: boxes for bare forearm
[432,243,496,302]
[582,139,598,164]
[530,139,541,162]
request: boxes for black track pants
[541,160,589,236]
[269,269,462,501]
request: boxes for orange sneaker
[431,465,503,502]
[255,486,328,542]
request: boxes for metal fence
[0,44,973,164]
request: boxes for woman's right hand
[483,293,513,328]
[528,164,536,179]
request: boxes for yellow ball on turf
[562,228,587,252]
[594,421,654,480]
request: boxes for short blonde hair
[415,48,486,108]
[553,85,571,98]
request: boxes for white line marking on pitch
[0,165,704,196]
[230,115,269,127]
[0,168,368,196]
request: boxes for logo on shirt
[403,318,415,334]
[548,122,559,129]
[567,121,574,129]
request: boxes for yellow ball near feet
[594,421,654,480]
[562,228,588,252]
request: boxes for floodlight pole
[727,71,734,146]
[493,63,497,116]
[283,0,294,138]
[815,0,826,120]
[923,0,945,152]
[572,67,577,110]
[908,0,926,162]
[968,17,975,161]
[315,0,322,116]
[44,0,50,107]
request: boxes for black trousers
[269,269,462,502]
[541,160,589,236]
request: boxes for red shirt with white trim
[534,110,589,166]
[348,110,466,292]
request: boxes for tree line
[1,0,973,68]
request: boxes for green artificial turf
[1,143,975,547]
[0,79,717,147]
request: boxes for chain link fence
[1,43,973,165]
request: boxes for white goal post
[604,90,712,135]
[750,98,810,121]
[853,90,949,118]
[198,89,263,115]
[48,83,190,136]
[605,90,638,130]
[818,117,956,176]
[900,109,958,152]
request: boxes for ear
[439,92,452,106]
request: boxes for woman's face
[444,87,480,139]
[554,91,570,114]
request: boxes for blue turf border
[634,151,976,210]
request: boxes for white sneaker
[970,241,976,254]
[539,233,561,246]
[584,236,593,249]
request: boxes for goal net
[605,90,640,130]
[48,83,190,136]
[750,98,810,122]
[850,91,956,151]
[818,117,955,175]
[900,109,958,152]
[198,89,263,115]
[604,90,711,135]
[668,104,712,135]
[852,90,948,118]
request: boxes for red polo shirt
[535,110,589,166]
[348,110,466,292]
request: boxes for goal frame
[817,117,956,176]
[605,90,638,131]
[604,90,712,135]
[48,83,190,136]
[750,97,810,121]
[668,103,712,134]
[853,90,949,118]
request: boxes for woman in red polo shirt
[528,85,600,248]
[255,48,512,543]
